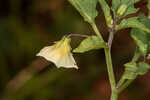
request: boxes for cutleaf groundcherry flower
[36,36,78,69]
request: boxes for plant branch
[117,79,135,94]
[91,23,104,40]
[108,31,114,51]
[67,33,90,38]
[91,22,117,100]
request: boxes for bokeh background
[0,0,150,100]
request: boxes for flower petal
[56,53,78,69]
[36,46,61,64]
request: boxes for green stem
[117,79,135,94]
[110,91,118,100]
[116,77,125,89]
[91,23,103,40]
[91,22,117,100]
[104,48,116,90]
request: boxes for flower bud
[117,4,127,17]
[106,16,114,28]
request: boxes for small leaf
[124,5,138,16]
[132,47,142,62]
[137,62,150,75]
[112,0,121,13]
[68,0,98,24]
[130,14,150,55]
[115,0,139,17]
[122,61,150,80]
[98,0,113,27]
[116,17,150,33]
[138,14,150,29]
[131,28,149,55]
[73,36,107,53]
[123,62,138,79]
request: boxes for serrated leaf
[131,28,149,55]
[98,0,113,27]
[123,62,138,79]
[123,61,150,80]
[73,36,107,53]
[116,17,150,33]
[68,0,98,24]
[137,62,150,75]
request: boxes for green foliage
[123,62,138,79]
[73,36,106,53]
[112,0,121,13]
[131,28,148,55]
[68,0,98,24]
[124,5,138,16]
[123,61,150,80]
[130,14,150,55]
[98,0,113,27]
[117,17,150,33]
[137,62,150,75]
[113,0,139,17]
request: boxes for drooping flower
[36,36,78,69]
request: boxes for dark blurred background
[0,0,150,100]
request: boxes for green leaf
[138,14,150,29]
[68,0,98,24]
[130,14,150,55]
[98,0,113,27]
[116,17,150,33]
[73,36,107,53]
[123,62,138,79]
[124,5,138,16]
[137,62,150,75]
[112,0,121,13]
[132,47,142,62]
[115,0,139,17]
[131,28,149,55]
[122,61,150,80]
[123,61,150,80]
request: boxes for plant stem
[108,31,114,51]
[104,48,116,90]
[117,79,135,94]
[67,33,90,38]
[91,22,117,100]
[116,77,125,89]
[91,23,103,40]
[105,48,118,100]
[110,91,118,100]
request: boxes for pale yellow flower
[36,37,78,69]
